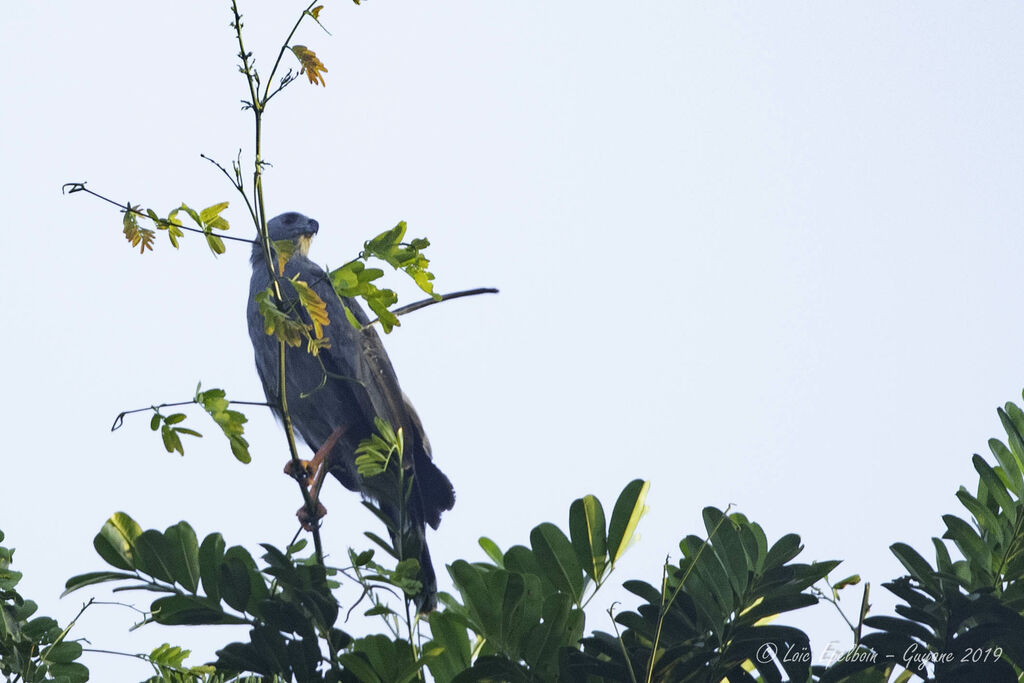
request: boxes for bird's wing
[247,261,284,408]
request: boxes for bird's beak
[297,234,314,257]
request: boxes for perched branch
[62,182,255,244]
[231,0,327,567]
[111,398,268,432]
[362,287,499,329]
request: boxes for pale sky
[3,1,1024,679]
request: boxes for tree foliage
[33,2,1024,682]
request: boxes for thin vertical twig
[230,0,325,567]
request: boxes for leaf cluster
[140,643,219,682]
[195,385,252,464]
[134,387,252,464]
[354,418,403,479]
[571,508,837,683]
[420,480,649,682]
[122,202,233,255]
[819,396,1024,683]
[150,410,203,456]
[0,529,89,682]
[329,222,439,334]
[255,280,333,357]
[65,514,350,682]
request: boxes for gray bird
[247,211,455,611]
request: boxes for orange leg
[283,426,345,487]
[287,426,346,530]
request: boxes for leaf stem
[262,1,320,104]
[362,287,499,329]
[61,183,254,244]
[111,398,269,431]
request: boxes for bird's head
[267,212,320,257]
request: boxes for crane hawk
[247,211,455,611]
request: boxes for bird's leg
[309,425,345,491]
[283,426,344,487]
[290,426,346,531]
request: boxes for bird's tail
[414,542,438,613]
[378,500,438,613]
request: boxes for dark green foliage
[432,480,649,682]
[569,508,837,683]
[819,396,1024,683]
[0,529,90,682]
[65,515,353,681]
[25,394,1024,681]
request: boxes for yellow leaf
[307,335,332,357]
[290,277,331,339]
[272,239,297,275]
[199,201,230,230]
[255,289,306,348]
[290,45,328,87]
[310,5,324,19]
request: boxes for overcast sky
[3,1,1024,679]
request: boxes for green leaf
[43,641,82,664]
[569,495,607,582]
[607,479,650,565]
[365,532,397,558]
[973,454,1015,515]
[426,610,472,683]
[164,521,201,593]
[178,203,201,226]
[988,438,1024,498]
[149,643,191,668]
[352,549,375,567]
[45,662,89,683]
[205,233,226,255]
[62,571,138,597]
[220,546,267,614]
[199,533,225,603]
[833,574,861,590]
[956,487,1005,548]
[479,537,505,567]
[199,201,230,229]
[134,529,177,583]
[530,523,585,604]
[763,533,803,570]
[93,512,142,571]
[151,595,246,626]
[196,386,251,464]
[703,507,749,597]
[942,514,992,574]
[161,424,184,455]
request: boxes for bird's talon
[297,502,327,531]
[284,459,314,483]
